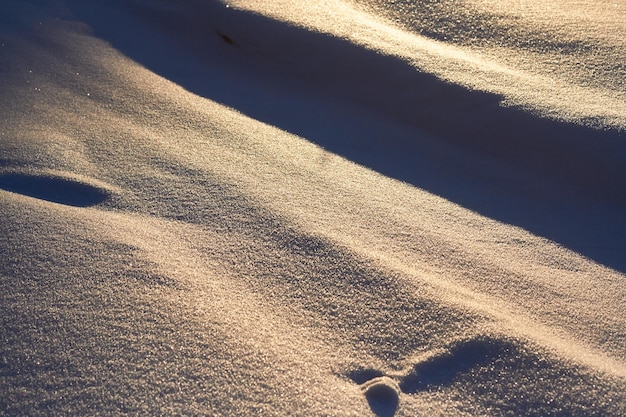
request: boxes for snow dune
[1,0,625,416]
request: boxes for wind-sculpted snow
[1,0,625,416]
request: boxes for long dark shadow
[66,0,626,272]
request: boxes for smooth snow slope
[1,0,625,416]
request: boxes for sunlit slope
[356,0,626,95]
[1,1,625,416]
[229,0,626,129]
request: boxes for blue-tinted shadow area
[365,383,399,417]
[0,173,110,207]
[400,337,514,392]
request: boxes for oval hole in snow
[0,173,110,207]
[361,376,400,417]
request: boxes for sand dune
[1,1,625,416]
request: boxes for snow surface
[1,0,625,416]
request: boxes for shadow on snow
[66,0,626,272]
